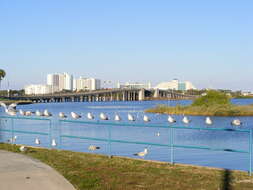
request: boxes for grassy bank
[146,104,253,116]
[147,90,253,116]
[0,99,32,105]
[0,143,253,190]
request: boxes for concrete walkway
[0,150,76,190]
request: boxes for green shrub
[192,90,230,107]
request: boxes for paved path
[0,150,76,190]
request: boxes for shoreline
[146,104,253,116]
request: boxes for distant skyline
[0,0,252,91]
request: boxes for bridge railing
[0,116,252,175]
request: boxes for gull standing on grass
[133,148,148,159]
[88,145,100,151]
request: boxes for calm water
[1,99,253,171]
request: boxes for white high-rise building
[74,77,101,91]
[63,73,73,91]
[47,73,73,92]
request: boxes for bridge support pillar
[154,89,159,98]
[138,89,145,101]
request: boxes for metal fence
[0,115,252,175]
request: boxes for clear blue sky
[0,0,252,90]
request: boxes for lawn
[0,143,253,190]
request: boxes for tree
[0,69,6,89]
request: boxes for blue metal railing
[0,116,252,175]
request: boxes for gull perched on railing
[87,112,94,120]
[205,117,213,125]
[168,115,176,123]
[182,116,190,124]
[59,112,67,118]
[128,113,135,121]
[0,102,17,116]
[143,115,150,122]
[44,109,52,117]
[100,113,108,120]
[231,119,242,126]
[35,110,43,116]
[114,114,121,121]
[71,112,81,119]
[133,148,148,159]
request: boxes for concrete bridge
[4,89,197,103]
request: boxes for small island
[146,90,253,116]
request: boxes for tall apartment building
[74,77,101,91]
[47,73,73,92]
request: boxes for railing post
[49,120,52,148]
[249,129,252,176]
[170,127,174,164]
[59,120,62,149]
[11,118,14,145]
[108,125,112,158]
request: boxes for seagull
[182,116,190,124]
[205,117,213,125]
[59,112,67,118]
[168,115,176,123]
[19,146,28,152]
[7,135,17,143]
[155,132,160,137]
[43,109,52,117]
[71,112,81,119]
[133,148,148,159]
[231,119,242,126]
[128,113,135,121]
[114,114,121,121]
[19,109,25,116]
[35,110,43,116]
[0,102,17,116]
[51,139,57,147]
[88,145,100,151]
[143,115,150,122]
[35,138,41,145]
[87,112,94,120]
[100,113,108,120]
[25,111,32,116]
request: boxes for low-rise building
[117,82,152,89]
[155,79,196,91]
[24,84,54,95]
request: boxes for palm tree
[0,69,6,89]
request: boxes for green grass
[1,143,253,190]
[146,104,253,116]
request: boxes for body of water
[1,99,253,172]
